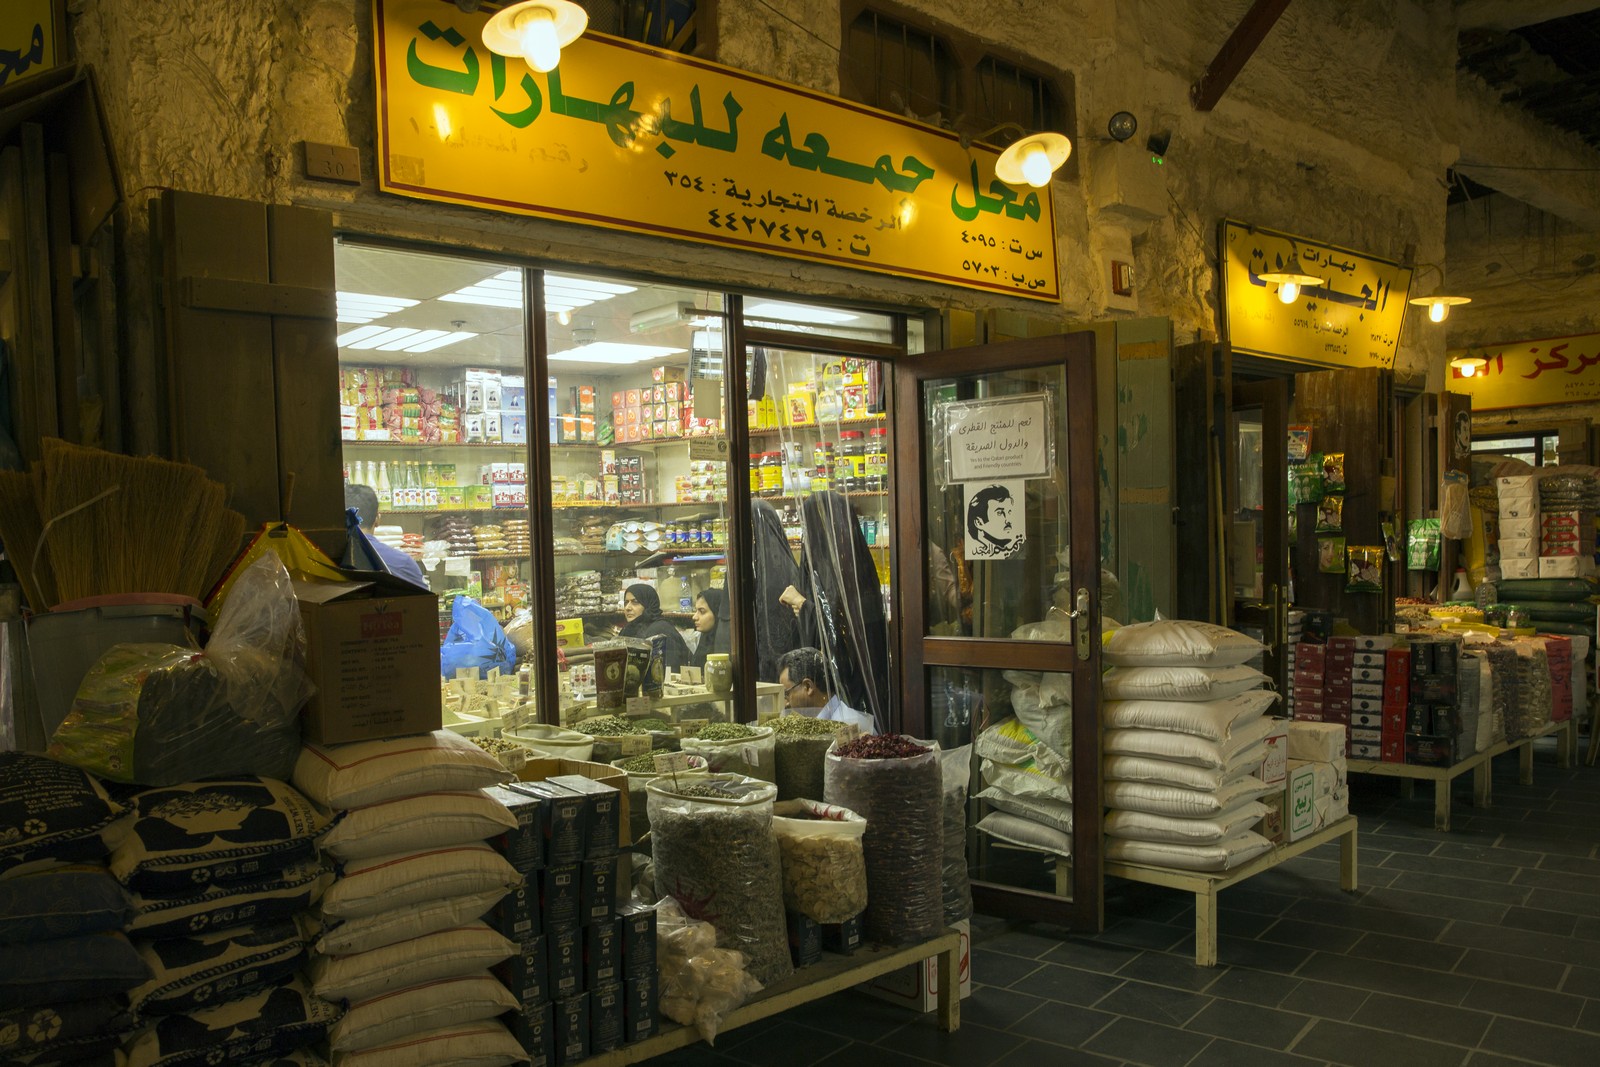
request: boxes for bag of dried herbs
[771,799,867,923]
[937,744,974,924]
[769,715,849,800]
[823,735,943,945]
[679,723,776,783]
[647,773,793,986]
[611,752,709,846]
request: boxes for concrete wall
[69,0,1475,446]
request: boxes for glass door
[1230,379,1289,693]
[894,332,1103,930]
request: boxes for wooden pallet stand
[1346,719,1575,831]
[1056,817,1359,967]
[579,930,963,1065]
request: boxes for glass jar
[813,440,835,478]
[759,451,784,496]
[865,427,889,492]
[837,430,866,492]
[749,453,762,494]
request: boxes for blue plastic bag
[440,596,515,678]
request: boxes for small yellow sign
[374,0,1059,300]
[1220,220,1413,369]
[0,0,60,90]
[1447,332,1600,410]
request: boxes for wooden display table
[1056,817,1359,967]
[1346,719,1575,831]
[580,931,963,1065]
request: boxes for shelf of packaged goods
[579,931,961,1064]
[380,508,530,519]
[759,491,887,502]
[747,414,887,438]
[429,552,533,562]
[346,440,528,450]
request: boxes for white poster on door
[962,480,1027,560]
[943,393,1052,483]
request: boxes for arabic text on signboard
[1447,332,1600,410]
[374,0,1059,300]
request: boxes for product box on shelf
[555,994,589,1066]
[624,974,658,1043]
[579,858,618,925]
[589,982,625,1055]
[549,924,582,1000]
[495,934,551,1009]
[583,919,620,989]
[551,775,621,858]
[541,864,581,929]
[504,1001,554,1064]
[1286,761,1318,841]
[491,883,541,944]
[1540,555,1596,578]
[1260,721,1289,785]
[518,759,632,849]
[787,911,823,967]
[1259,786,1287,844]
[617,903,657,980]
[864,918,970,1012]
[485,785,546,875]
[821,914,862,955]
[294,570,441,744]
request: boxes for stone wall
[69,0,1472,444]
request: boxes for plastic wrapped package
[49,555,312,785]
[654,895,761,1045]
[772,799,867,923]
[1507,639,1553,740]
[769,715,847,801]
[937,744,973,925]
[823,735,943,945]
[647,774,792,986]
[1456,650,1486,757]
[1482,645,1517,746]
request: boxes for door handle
[1073,588,1092,660]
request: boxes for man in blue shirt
[777,646,875,734]
[344,484,430,590]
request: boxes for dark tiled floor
[651,736,1600,1066]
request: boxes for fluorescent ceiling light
[440,289,523,309]
[546,274,636,295]
[340,325,477,352]
[336,291,419,324]
[745,301,857,324]
[546,342,685,365]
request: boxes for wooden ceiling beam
[1190,0,1293,112]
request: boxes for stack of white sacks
[1101,621,1279,872]
[291,730,530,1066]
[972,657,1076,861]
[1498,474,1541,580]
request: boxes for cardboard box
[1499,558,1540,580]
[491,883,541,944]
[1259,787,1287,844]
[584,919,620,989]
[1497,475,1537,495]
[616,903,656,980]
[551,776,620,859]
[1500,537,1538,560]
[1286,760,1318,841]
[485,785,546,875]
[787,911,823,967]
[540,864,581,930]
[294,572,441,744]
[579,858,618,925]
[549,924,582,1000]
[519,759,632,849]
[554,994,589,1066]
[1353,635,1396,651]
[504,1002,554,1064]
[512,782,588,865]
[589,982,624,1055]
[495,935,549,1009]
[821,914,863,955]
[1501,515,1538,541]
[865,919,970,1012]
[624,975,658,1043]
[1540,555,1596,578]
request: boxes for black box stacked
[1406,635,1462,765]
[503,775,655,1064]
[1347,635,1395,760]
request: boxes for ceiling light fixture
[1450,350,1489,379]
[546,341,686,365]
[1406,263,1471,323]
[1257,249,1324,304]
[481,0,589,73]
[744,301,857,325]
[336,291,420,324]
[994,131,1073,188]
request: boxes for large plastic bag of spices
[771,799,867,924]
[439,596,515,679]
[823,735,943,945]
[938,744,973,924]
[49,555,313,786]
[678,724,776,782]
[647,773,793,987]
[769,715,849,800]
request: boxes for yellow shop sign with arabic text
[374,0,1058,300]
[1220,220,1413,369]
[0,0,62,90]
[1447,332,1600,410]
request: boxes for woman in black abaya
[751,499,802,682]
[619,583,691,671]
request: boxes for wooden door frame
[893,331,1103,930]
[1229,378,1289,690]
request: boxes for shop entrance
[893,332,1104,930]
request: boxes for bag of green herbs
[678,723,776,783]
[646,773,793,986]
[768,715,850,800]
[611,752,708,846]
[823,735,943,945]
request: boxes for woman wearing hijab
[687,586,732,669]
[619,583,691,670]
[751,499,802,682]
[779,491,890,730]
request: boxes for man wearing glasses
[776,647,876,734]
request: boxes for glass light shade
[1409,293,1470,323]
[993,132,1072,187]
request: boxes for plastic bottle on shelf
[376,460,391,507]
[866,427,889,492]
[1450,567,1472,601]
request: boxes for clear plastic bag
[938,744,974,925]
[654,895,761,1045]
[679,726,776,783]
[647,773,793,986]
[49,555,312,785]
[823,736,943,945]
[1441,470,1472,540]
[772,799,867,923]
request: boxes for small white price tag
[626,696,653,716]
[618,735,652,756]
[653,751,693,774]
[739,744,760,766]
[834,722,862,743]
[679,718,710,737]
